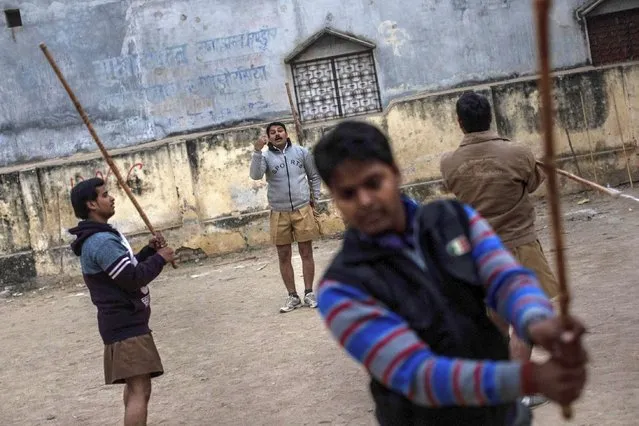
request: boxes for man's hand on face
[254,135,268,152]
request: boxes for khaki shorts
[104,333,164,385]
[511,240,559,300]
[270,204,320,246]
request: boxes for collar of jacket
[459,130,509,147]
[268,138,292,152]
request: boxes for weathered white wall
[1,61,637,288]
[0,0,591,166]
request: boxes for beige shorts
[511,239,559,300]
[270,204,320,246]
[104,333,164,385]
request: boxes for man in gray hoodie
[250,122,322,313]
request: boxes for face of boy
[87,185,115,221]
[268,125,288,149]
[329,160,405,236]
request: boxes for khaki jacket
[440,131,544,249]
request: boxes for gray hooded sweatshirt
[250,140,321,212]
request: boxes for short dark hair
[266,122,287,135]
[313,121,395,186]
[456,91,492,133]
[70,178,104,219]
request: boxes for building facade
[0,0,638,286]
[2,0,636,166]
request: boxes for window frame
[290,50,383,124]
[585,7,639,66]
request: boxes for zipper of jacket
[283,152,294,210]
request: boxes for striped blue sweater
[317,201,555,407]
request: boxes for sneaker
[521,395,549,409]
[303,292,318,308]
[280,295,302,313]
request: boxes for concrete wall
[1,62,637,287]
[0,0,591,166]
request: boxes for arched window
[285,28,383,123]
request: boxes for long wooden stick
[537,161,639,203]
[285,82,305,145]
[611,92,634,188]
[620,71,636,147]
[536,161,619,197]
[564,128,583,177]
[57,191,64,273]
[39,43,177,269]
[533,0,572,419]
[579,92,599,184]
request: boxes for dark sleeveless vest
[323,200,513,425]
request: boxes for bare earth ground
[1,190,638,426]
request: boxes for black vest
[323,200,513,426]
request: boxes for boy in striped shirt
[312,121,588,425]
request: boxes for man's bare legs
[277,244,303,312]
[298,241,314,292]
[298,240,318,307]
[123,374,152,426]
[276,244,296,294]
[276,242,317,311]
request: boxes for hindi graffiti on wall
[92,27,279,132]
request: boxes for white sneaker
[280,295,302,313]
[521,395,549,409]
[303,292,318,308]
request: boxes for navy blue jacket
[69,221,166,344]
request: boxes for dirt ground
[1,189,638,426]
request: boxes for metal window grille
[292,51,383,123]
